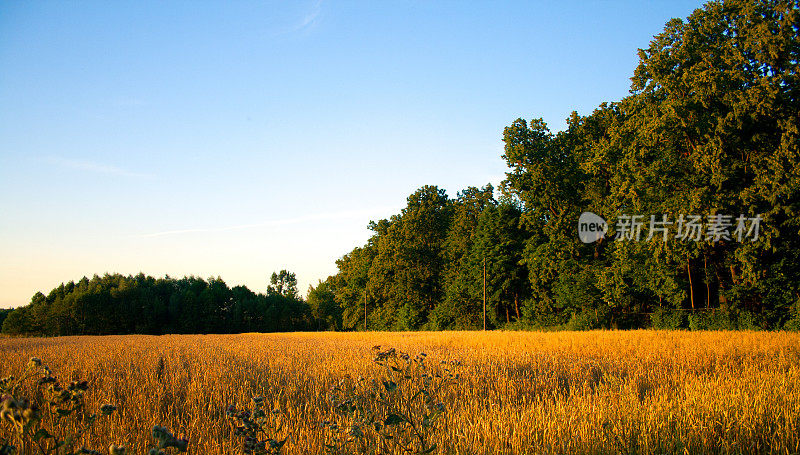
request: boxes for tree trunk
[730,265,739,285]
[715,266,728,305]
[514,292,520,320]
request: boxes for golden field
[2,330,799,454]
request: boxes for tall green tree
[268,270,299,300]
[613,0,800,327]
[432,185,495,329]
[333,244,376,330]
[307,280,342,330]
[471,202,529,326]
[369,186,452,329]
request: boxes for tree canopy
[314,0,800,331]
[1,273,312,336]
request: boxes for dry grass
[2,330,799,454]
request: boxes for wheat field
[2,331,799,454]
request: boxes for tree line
[4,0,798,335]
[2,271,312,336]
[308,0,800,331]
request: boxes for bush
[784,317,800,331]
[225,398,288,455]
[783,299,800,331]
[687,305,756,330]
[736,311,761,331]
[566,308,609,331]
[321,347,460,454]
[650,307,686,330]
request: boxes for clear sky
[0,0,706,308]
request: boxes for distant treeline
[1,272,313,336]
[0,309,12,330]
[308,0,800,332]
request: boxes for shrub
[321,347,460,454]
[225,397,288,454]
[650,307,686,329]
[689,306,736,330]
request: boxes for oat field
[2,331,800,454]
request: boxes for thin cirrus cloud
[41,156,154,179]
[296,0,323,31]
[137,207,399,238]
[273,0,324,36]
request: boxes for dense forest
[309,0,800,331]
[1,271,312,335]
[3,0,799,335]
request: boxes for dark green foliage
[149,425,189,454]
[0,308,12,330]
[326,184,528,331]
[687,306,763,331]
[226,398,288,454]
[268,271,299,300]
[650,308,687,330]
[1,273,312,336]
[321,0,800,331]
[307,281,342,331]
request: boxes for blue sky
[0,0,706,307]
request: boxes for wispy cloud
[137,207,399,238]
[274,0,323,36]
[297,0,323,31]
[42,156,154,179]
